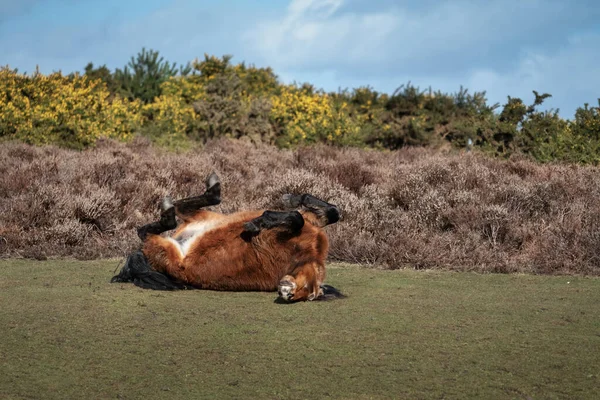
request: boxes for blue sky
[1,0,599,118]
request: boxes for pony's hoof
[161,196,174,212]
[206,172,220,191]
[282,194,303,208]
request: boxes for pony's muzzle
[277,280,296,301]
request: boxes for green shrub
[114,48,190,104]
[2,49,599,166]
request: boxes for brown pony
[111,173,343,302]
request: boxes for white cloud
[278,34,600,118]
[244,0,399,69]
[288,0,343,18]
[244,0,599,117]
[466,33,600,115]
[244,0,571,71]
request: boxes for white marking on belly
[174,220,223,257]
[168,237,184,258]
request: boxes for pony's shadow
[273,297,294,305]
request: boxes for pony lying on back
[111,173,344,302]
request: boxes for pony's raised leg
[242,210,305,237]
[173,172,221,220]
[137,172,221,242]
[113,197,186,289]
[136,197,177,241]
[282,194,340,227]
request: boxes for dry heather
[1,138,599,275]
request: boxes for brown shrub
[1,139,599,275]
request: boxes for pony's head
[278,274,345,302]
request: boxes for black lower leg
[137,200,177,241]
[283,194,340,225]
[243,210,305,237]
[173,172,221,216]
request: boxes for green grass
[1,260,599,400]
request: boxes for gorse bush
[1,48,599,163]
[139,54,280,148]
[0,67,142,149]
[573,101,600,138]
[271,85,362,147]
[490,93,600,164]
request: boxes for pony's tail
[316,284,346,301]
[110,250,194,291]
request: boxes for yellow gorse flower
[270,85,361,146]
[0,67,141,148]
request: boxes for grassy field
[0,260,598,400]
